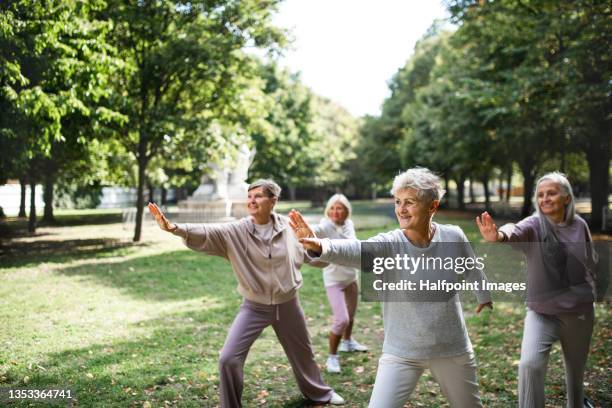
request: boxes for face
[394,188,438,230]
[327,202,349,225]
[247,186,276,219]
[536,180,569,219]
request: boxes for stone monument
[178,145,256,221]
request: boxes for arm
[148,202,229,258]
[289,210,361,269]
[458,228,493,313]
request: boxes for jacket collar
[247,212,286,235]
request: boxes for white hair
[534,171,575,224]
[324,193,352,218]
[390,167,446,203]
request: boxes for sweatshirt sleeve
[457,229,492,304]
[172,223,232,258]
[499,216,538,243]
[316,238,362,269]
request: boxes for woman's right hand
[148,202,177,232]
[476,211,500,242]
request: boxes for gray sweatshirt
[312,218,359,286]
[314,223,492,359]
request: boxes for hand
[298,237,323,255]
[476,302,493,314]
[147,202,177,232]
[476,211,500,242]
[288,209,316,240]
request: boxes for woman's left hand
[476,302,493,314]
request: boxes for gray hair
[534,171,575,224]
[390,167,446,203]
[324,193,352,218]
[248,179,281,198]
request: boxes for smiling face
[394,188,438,231]
[247,186,276,222]
[327,201,349,225]
[536,180,569,221]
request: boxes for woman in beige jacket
[148,179,344,407]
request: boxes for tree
[102,0,286,241]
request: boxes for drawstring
[276,304,280,321]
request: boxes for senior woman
[290,168,493,408]
[476,172,597,408]
[148,179,344,407]
[312,194,368,374]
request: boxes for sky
[272,0,450,118]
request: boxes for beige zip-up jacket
[172,212,326,305]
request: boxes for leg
[429,352,483,408]
[325,284,350,354]
[342,281,359,340]
[558,308,594,408]
[272,297,333,403]
[519,310,560,408]
[368,353,424,408]
[219,301,271,408]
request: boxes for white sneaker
[328,391,345,405]
[339,338,368,352]
[326,354,341,373]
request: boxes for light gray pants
[519,308,594,408]
[368,352,483,408]
[218,297,333,407]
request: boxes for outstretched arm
[148,202,177,232]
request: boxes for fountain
[178,145,256,222]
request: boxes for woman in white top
[313,194,368,374]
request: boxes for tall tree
[103,0,285,241]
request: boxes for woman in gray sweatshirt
[477,172,596,408]
[290,167,493,408]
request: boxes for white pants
[519,308,594,408]
[368,352,483,408]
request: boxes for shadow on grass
[0,213,123,240]
[0,238,139,269]
[1,305,320,406]
[57,250,237,302]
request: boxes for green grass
[0,206,610,407]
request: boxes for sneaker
[328,391,345,405]
[339,338,368,352]
[584,397,595,408]
[326,355,341,373]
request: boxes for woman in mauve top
[476,171,597,408]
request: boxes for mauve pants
[218,297,333,407]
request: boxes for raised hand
[288,210,316,240]
[147,202,177,232]
[476,211,500,242]
[288,210,322,255]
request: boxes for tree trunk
[161,186,167,206]
[19,177,27,217]
[28,178,36,234]
[288,185,297,201]
[505,166,512,202]
[482,176,491,213]
[585,134,610,230]
[469,179,476,203]
[133,134,148,242]
[519,161,536,217]
[456,177,466,210]
[42,172,55,223]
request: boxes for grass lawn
[0,205,610,407]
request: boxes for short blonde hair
[390,167,445,203]
[324,193,352,218]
